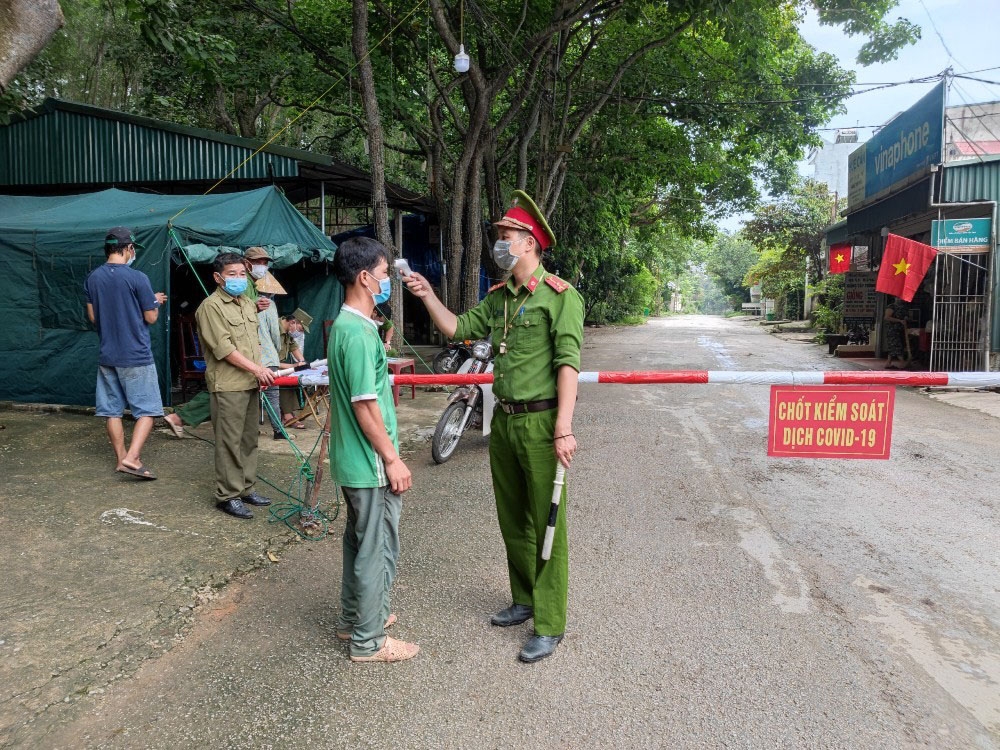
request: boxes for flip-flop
[117,463,157,480]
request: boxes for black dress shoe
[217,498,253,519]
[491,603,533,627]
[518,634,563,663]
[241,490,272,507]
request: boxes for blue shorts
[95,364,164,419]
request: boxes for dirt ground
[0,384,448,747]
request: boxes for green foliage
[809,273,845,333]
[704,234,760,306]
[0,0,921,316]
[745,244,806,318]
[742,178,836,318]
[813,0,921,65]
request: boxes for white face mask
[492,239,519,271]
[250,264,268,279]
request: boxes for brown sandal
[349,635,419,663]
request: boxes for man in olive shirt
[404,191,584,663]
[195,253,276,519]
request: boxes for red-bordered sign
[768,386,895,459]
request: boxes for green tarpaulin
[0,187,340,407]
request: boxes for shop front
[823,79,999,372]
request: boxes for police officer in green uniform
[404,191,584,662]
[195,252,276,519]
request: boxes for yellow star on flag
[835,253,844,263]
[892,257,911,276]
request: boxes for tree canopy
[4,0,920,319]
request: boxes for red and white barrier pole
[274,370,1000,389]
[385,370,1000,388]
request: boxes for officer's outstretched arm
[403,272,458,338]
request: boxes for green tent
[0,186,340,407]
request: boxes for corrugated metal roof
[942,155,1000,203]
[0,99,303,186]
[0,99,436,213]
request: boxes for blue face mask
[369,275,391,305]
[223,277,248,296]
[126,250,136,267]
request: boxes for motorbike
[432,339,474,374]
[431,338,494,464]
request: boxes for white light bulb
[454,44,470,73]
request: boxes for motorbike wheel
[432,349,459,374]
[431,349,469,375]
[432,402,468,464]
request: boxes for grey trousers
[337,485,402,657]
[209,389,259,502]
[263,367,282,431]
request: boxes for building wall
[945,102,1000,162]
[808,136,857,200]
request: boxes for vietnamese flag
[829,243,852,274]
[875,234,937,302]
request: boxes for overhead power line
[583,76,943,110]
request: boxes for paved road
[39,316,1000,748]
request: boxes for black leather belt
[498,398,559,415]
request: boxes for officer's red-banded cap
[493,190,556,250]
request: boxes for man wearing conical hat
[248,247,296,441]
[404,190,584,663]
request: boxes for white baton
[274,358,327,377]
[541,463,566,561]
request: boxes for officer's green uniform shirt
[327,305,399,488]
[195,287,262,392]
[453,265,584,402]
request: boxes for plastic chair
[176,314,206,399]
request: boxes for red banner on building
[768,386,895,459]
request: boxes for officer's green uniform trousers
[489,408,568,636]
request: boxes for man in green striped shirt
[328,237,418,664]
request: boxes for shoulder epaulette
[544,275,570,294]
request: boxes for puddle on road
[715,505,812,614]
[856,575,1000,733]
[697,336,737,370]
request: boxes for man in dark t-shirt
[84,227,168,479]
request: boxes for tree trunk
[352,0,400,335]
[461,145,485,311]
[0,0,64,91]
[352,0,391,247]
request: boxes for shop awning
[846,179,930,237]
[824,220,848,246]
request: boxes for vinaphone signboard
[848,81,945,207]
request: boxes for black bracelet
[554,433,574,440]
